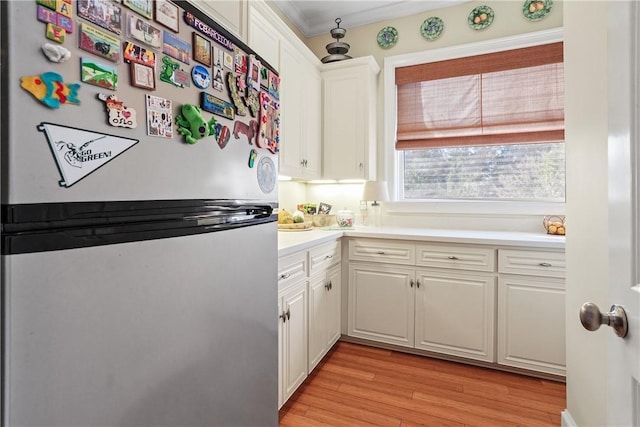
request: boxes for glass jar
[336,209,354,228]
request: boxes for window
[385,31,565,204]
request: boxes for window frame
[383,28,565,217]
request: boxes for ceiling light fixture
[321,18,352,63]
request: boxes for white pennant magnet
[38,122,139,187]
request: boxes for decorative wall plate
[420,17,444,41]
[468,5,494,30]
[523,0,553,21]
[191,64,210,89]
[377,26,398,49]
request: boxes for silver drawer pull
[324,255,334,260]
[539,262,553,267]
[279,273,291,280]
[447,256,459,260]
[377,251,385,255]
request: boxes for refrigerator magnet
[256,156,276,194]
[159,56,189,88]
[37,122,139,187]
[126,13,161,49]
[98,93,137,129]
[45,23,66,44]
[226,73,247,116]
[244,89,260,118]
[175,104,217,144]
[247,55,261,92]
[268,71,280,100]
[193,33,211,67]
[20,72,80,108]
[123,41,156,68]
[201,92,235,120]
[216,125,230,149]
[191,65,211,89]
[42,43,71,62]
[81,57,118,91]
[257,91,280,154]
[79,23,120,63]
[123,0,153,20]
[232,119,258,146]
[248,149,257,168]
[78,0,122,35]
[146,94,173,138]
[163,31,191,64]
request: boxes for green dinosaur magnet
[175,104,217,144]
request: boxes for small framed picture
[154,0,179,32]
[192,32,211,67]
[130,62,155,90]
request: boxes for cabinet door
[325,264,342,350]
[278,40,303,177]
[301,63,322,178]
[279,281,308,403]
[497,275,566,375]
[414,269,496,362]
[189,0,247,39]
[348,263,414,347]
[307,273,327,372]
[247,6,280,70]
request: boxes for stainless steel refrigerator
[1,1,280,425]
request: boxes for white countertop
[277,226,565,257]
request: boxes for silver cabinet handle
[324,255,334,260]
[580,302,628,338]
[279,273,291,280]
[447,256,459,260]
[285,308,290,320]
[325,282,330,290]
[539,262,552,267]
[377,251,385,255]
[410,280,414,288]
[279,310,287,323]
[416,280,421,288]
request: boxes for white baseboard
[561,409,577,427]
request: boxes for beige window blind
[395,42,564,150]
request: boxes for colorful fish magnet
[21,72,80,108]
[98,93,137,129]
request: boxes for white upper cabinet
[188,0,247,40]
[322,56,380,181]
[248,0,322,180]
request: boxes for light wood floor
[279,342,566,426]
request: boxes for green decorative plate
[468,5,494,30]
[420,17,444,41]
[523,0,553,21]
[377,26,398,49]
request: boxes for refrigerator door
[2,1,279,204]
[3,223,278,426]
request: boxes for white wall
[284,1,565,232]
[563,1,608,425]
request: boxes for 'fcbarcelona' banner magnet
[38,122,139,187]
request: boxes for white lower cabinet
[348,263,415,347]
[414,269,495,362]
[308,263,341,371]
[497,249,566,376]
[278,281,307,407]
[278,240,341,408]
[347,239,496,363]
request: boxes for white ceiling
[271,0,471,38]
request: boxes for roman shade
[395,42,564,150]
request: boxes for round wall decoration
[523,0,553,21]
[420,17,444,41]
[377,26,398,49]
[256,155,276,194]
[191,65,211,90]
[468,5,494,30]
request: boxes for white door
[581,2,640,425]
[605,2,640,424]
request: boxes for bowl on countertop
[306,214,335,227]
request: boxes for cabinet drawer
[278,251,307,290]
[348,239,415,265]
[309,241,341,275]
[498,249,565,278]
[416,244,495,272]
